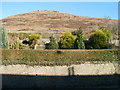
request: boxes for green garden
[0,26,119,66]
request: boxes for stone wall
[1,62,120,75]
[1,62,120,89]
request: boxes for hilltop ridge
[0,10,117,38]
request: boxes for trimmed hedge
[1,49,120,66]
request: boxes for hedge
[1,49,120,66]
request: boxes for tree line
[47,27,112,49]
[0,27,112,49]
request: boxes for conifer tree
[76,34,85,49]
[74,29,85,49]
[49,34,59,49]
[0,27,9,48]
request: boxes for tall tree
[0,27,9,48]
[75,34,85,49]
[48,34,59,49]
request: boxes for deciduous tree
[89,30,108,49]
[59,32,76,49]
[28,34,41,49]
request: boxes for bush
[89,30,108,49]
[59,32,76,49]
[11,41,21,49]
[28,34,42,49]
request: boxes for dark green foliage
[48,34,59,49]
[72,28,87,41]
[89,30,108,49]
[75,34,85,49]
[59,32,76,49]
[0,27,9,48]
[84,40,90,49]
[72,27,83,36]
[74,29,85,49]
[73,29,85,49]
[45,43,50,49]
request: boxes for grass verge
[1,49,120,66]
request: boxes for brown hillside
[0,10,118,38]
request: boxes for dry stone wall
[1,62,120,75]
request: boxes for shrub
[59,32,76,49]
[89,30,108,49]
[12,41,21,49]
[28,34,42,49]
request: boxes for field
[1,49,120,66]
